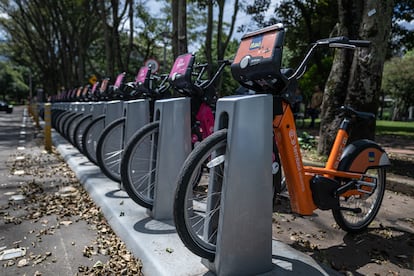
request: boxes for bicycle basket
[231,24,288,94]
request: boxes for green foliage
[382,53,414,120]
[298,131,317,151]
[194,36,240,97]
[389,0,414,56]
[298,55,333,103]
[0,62,29,101]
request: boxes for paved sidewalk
[52,130,341,275]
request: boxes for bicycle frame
[194,102,215,141]
[273,100,387,215]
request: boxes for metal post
[105,100,123,125]
[124,99,150,145]
[150,97,191,220]
[203,94,274,275]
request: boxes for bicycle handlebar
[288,36,371,82]
[194,59,231,91]
[316,36,371,47]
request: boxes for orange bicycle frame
[273,101,373,215]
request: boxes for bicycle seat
[341,106,375,120]
[231,23,289,94]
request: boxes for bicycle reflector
[231,23,288,93]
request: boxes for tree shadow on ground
[291,226,414,274]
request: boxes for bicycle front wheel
[82,115,105,165]
[96,118,125,183]
[65,113,83,143]
[332,167,386,233]
[120,122,159,209]
[174,129,228,261]
[73,114,92,153]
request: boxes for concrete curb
[52,130,340,275]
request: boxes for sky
[145,0,281,52]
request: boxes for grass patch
[376,120,414,138]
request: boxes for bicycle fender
[338,139,391,173]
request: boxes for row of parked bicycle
[51,52,230,201]
[48,24,390,264]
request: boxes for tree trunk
[318,0,394,155]
[178,0,188,55]
[125,0,134,71]
[205,1,213,79]
[171,0,188,57]
[171,0,179,58]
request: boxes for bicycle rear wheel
[332,167,386,233]
[120,121,159,209]
[96,118,125,183]
[174,129,227,261]
[82,115,105,165]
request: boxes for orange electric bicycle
[173,24,391,260]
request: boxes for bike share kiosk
[149,54,194,220]
[203,24,287,275]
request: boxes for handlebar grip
[348,40,371,47]
[317,37,371,48]
[317,36,349,45]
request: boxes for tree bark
[178,0,188,55]
[171,0,179,58]
[204,1,213,78]
[318,0,394,155]
[171,0,188,58]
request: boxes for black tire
[120,122,160,209]
[67,113,85,145]
[58,111,74,134]
[54,110,70,133]
[173,129,228,261]
[82,115,105,165]
[332,166,386,233]
[73,114,92,153]
[96,118,126,183]
[52,109,65,129]
[62,112,81,140]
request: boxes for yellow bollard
[33,103,40,128]
[27,102,32,117]
[44,103,52,152]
